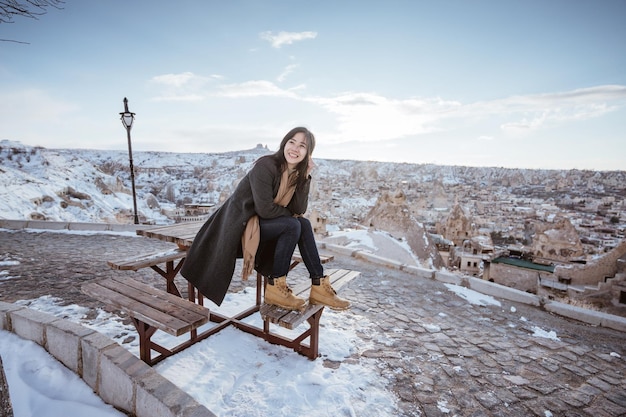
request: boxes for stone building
[307,209,328,237]
[483,239,626,316]
[450,235,495,276]
[182,203,214,217]
[436,202,476,247]
[485,257,556,293]
[527,217,585,263]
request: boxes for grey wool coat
[180,156,311,306]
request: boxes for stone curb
[319,242,626,333]
[0,301,216,417]
[0,219,141,233]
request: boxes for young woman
[180,127,349,311]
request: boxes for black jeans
[258,216,324,280]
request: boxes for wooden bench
[82,276,209,366]
[259,268,360,359]
[291,250,333,269]
[107,248,187,298]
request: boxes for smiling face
[283,131,308,170]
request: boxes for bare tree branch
[0,0,64,24]
[0,37,29,43]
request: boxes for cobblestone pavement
[1,229,625,417]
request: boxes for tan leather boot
[264,276,306,311]
[309,276,350,310]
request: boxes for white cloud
[307,92,461,143]
[260,31,317,48]
[151,72,223,87]
[307,85,626,144]
[468,85,626,134]
[537,84,626,102]
[146,69,626,144]
[149,72,222,102]
[151,72,198,87]
[499,103,615,134]
[277,63,299,82]
[151,94,205,103]
[214,80,300,98]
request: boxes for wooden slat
[287,269,354,298]
[325,269,360,291]
[259,303,294,324]
[260,268,360,330]
[107,248,186,270]
[82,283,191,335]
[137,223,196,237]
[82,277,208,336]
[259,303,324,330]
[290,280,314,298]
[107,276,208,317]
[94,277,206,327]
[136,222,204,247]
[291,251,334,264]
[278,305,324,329]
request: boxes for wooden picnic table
[136,220,202,250]
[92,221,360,365]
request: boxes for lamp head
[120,97,135,129]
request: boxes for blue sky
[1,0,625,170]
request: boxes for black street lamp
[120,97,139,224]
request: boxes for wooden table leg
[150,259,185,298]
[131,319,157,365]
[256,272,263,306]
[306,309,323,359]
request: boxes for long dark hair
[263,127,315,187]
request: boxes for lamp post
[120,97,139,224]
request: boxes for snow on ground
[444,283,502,307]
[3,289,395,417]
[0,330,127,417]
[322,228,420,266]
[0,227,569,417]
[530,326,561,341]
[2,285,570,417]
[442,283,563,341]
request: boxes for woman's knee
[284,216,302,235]
[267,216,301,238]
[296,216,313,233]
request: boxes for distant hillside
[1,140,624,229]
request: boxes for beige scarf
[241,169,298,280]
